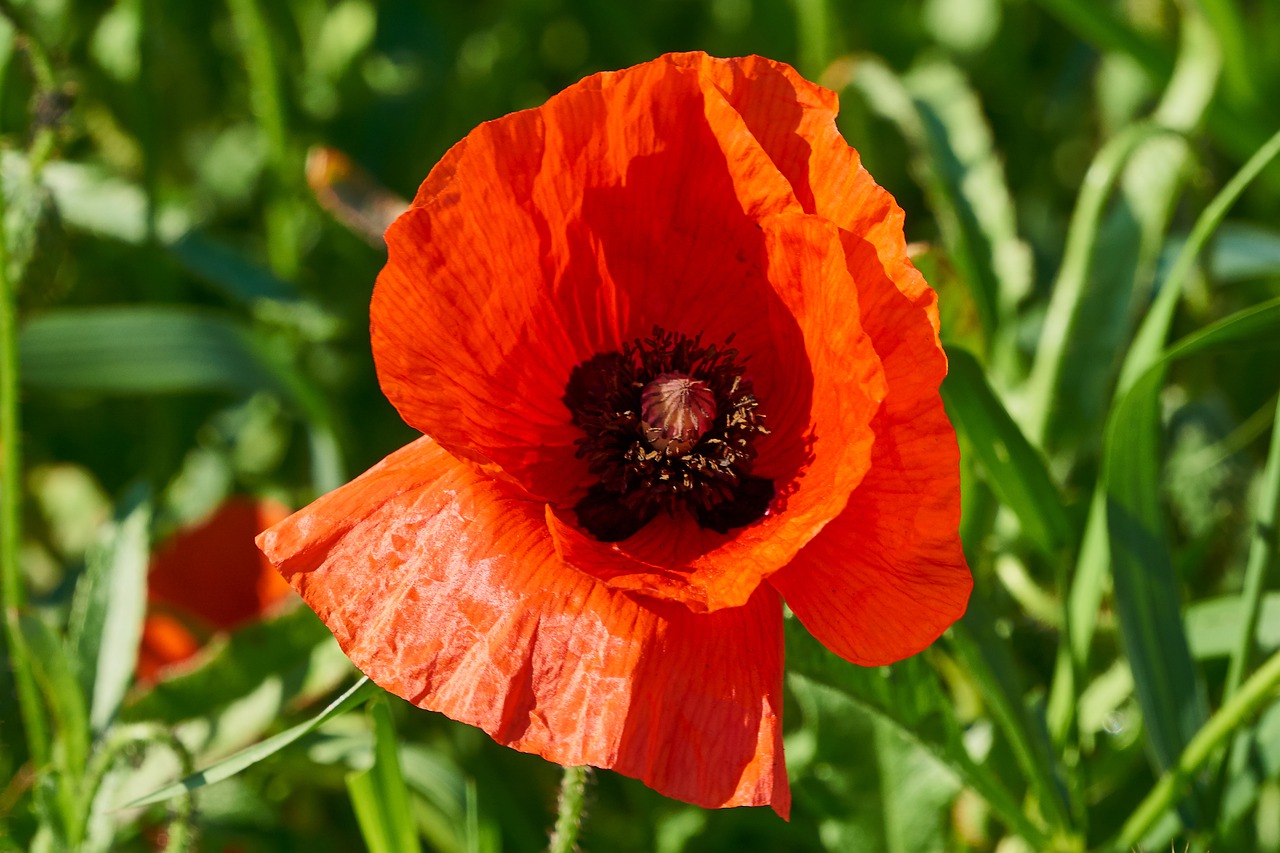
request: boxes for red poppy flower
[138,497,296,682]
[258,52,971,817]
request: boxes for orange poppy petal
[543,212,886,612]
[372,55,813,505]
[148,497,296,630]
[258,436,790,814]
[769,253,970,664]
[136,612,203,683]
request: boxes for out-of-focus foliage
[2,0,1280,851]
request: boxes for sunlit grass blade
[941,347,1070,555]
[1113,648,1280,850]
[1105,297,1280,822]
[1043,5,1218,451]
[66,490,150,733]
[847,57,1029,343]
[126,676,377,808]
[1020,122,1178,445]
[785,619,1054,847]
[346,695,422,853]
[948,598,1075,834]
[1119,126,1280,392]
[19,307,279,395]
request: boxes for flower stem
[0,130,50,773]
[1113,647,1280,849]
[547,765,589,853]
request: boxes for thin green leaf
[346,695,422,853]
[125,676,376,808]
[19,307,278,395]
[1021,122,1178,445]
[785,619,1052,847]
[1113,648,1280,850]
[1104,298,1280,810]
[1044,6,1218,448]
[948,601,1075,833]
[1222,390,1280,703]
[941,347,1070,554]
[66,489,150,733]
[1119,126,1280,393]
[849,58,1030,341]
[19,614,91,778]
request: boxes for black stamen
[562,327,773,541]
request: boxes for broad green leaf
[1185,594,1280,659]
[1205,222,1280,283]
[941,347,1070,554]
[1104,367,1211,777]
[122,603,338,724]
[20,307,278,395]
[126,676,377,808]
[66,489,150,733]
[346,696,422,853]
[39,160,189,244]
[166,230,297,304]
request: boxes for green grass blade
[941,347,1070,554]
[1113,648,1280,850]
[785,619,1054,846]
[346,695,422,853]
[849,58,1030,342]
[125,676,377,808]
[1104,366,1210,778]
[948,599,1075,833]
[1044,5,1218,450]
[1221,391,1280,704]
[1021,122,1178,445]
[19,307,279,395]
[1104,298,1280,820]
[1119,126,1280,393]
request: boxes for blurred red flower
[258,52,971,816]
[138,497,296,682]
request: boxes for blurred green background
[3,0,1280,851]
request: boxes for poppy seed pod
[258,52,972,817]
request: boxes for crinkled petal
[545,212,885,612]
[769,238,970,664]
[373,56,804,504]
[258,436,790,814]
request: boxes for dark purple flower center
[562,327,774,542]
